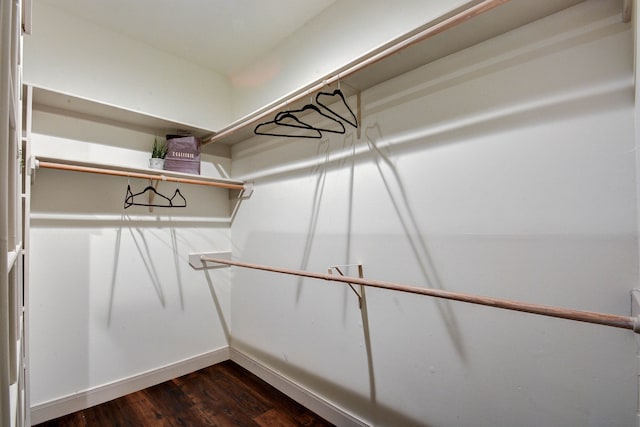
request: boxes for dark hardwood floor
[35,360,334,427]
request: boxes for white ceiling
[39,0,337,76]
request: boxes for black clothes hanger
[275,104,346,135]
[315,89,358,128]
[254,114,322,139]
[167,188,187,207]
[124,184,187,209]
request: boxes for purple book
[164,136,201,175]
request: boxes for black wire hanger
[315,88,358,128]
[254,113,322,139]
[275,104,345,135]
[124,183,187,209]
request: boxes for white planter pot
[149,158,165,170]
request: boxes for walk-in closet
[2,0,640,426]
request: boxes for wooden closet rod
[36,160,246,191]
[205,0,510,145]
[200,256,639,333]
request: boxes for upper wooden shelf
[203,0,587,149]
[30,85,217,140]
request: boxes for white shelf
[4,1,27,425]
[7,251,18,271]
[30,85,217,139]
[9,337,22,427]
[9,335,23,427]
[7,244,21,271]
[205,0,584,147]
[9,69,17,130]
[9,382,17,427]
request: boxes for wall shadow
[126,222,167,307]
[364,123,467,363]
[233,338,435,427]
[107,215,173,326]
[107,226,123,326]
[170,227,185,310]
[359,288,378,424]
[295,138,331,302]
[202,267,231,345]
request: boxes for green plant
[151,137,168,159]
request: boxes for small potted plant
[149,137,168,170]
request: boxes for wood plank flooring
[35,361,334,427]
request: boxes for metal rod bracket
[230,181,254,201]
[631,289,640,336]
[189,251,232,270]
[328,264,364,309]
[31,157,38,183]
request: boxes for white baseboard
[230,348,369,427]
[30,346,230,425]
[30,346,367,427]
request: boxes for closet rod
[200,256,639,333]
[205,0,509,145]
[36,160,246,191]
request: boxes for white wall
[229,2,638,426]
[229,0,469,120]
[23,2,231,131]
[27,111,233,414]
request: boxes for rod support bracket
[30,157,38,183]
[230,181,254,201]
[189,251,232,269]
[328,264,364,309]
[630,289,640,336]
